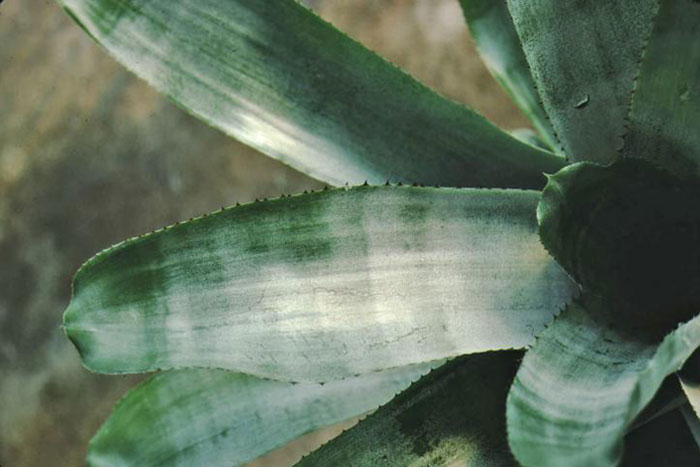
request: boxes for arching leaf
[537,160,700,336]
[630,377,685,431]
[681,405,700,450]
[86,364,435,466]
[506,0,658,163]
[622,0,700,178]
[460,0,559,152]
[63,185,576,382]
[507,296,700,467]
[297,351,521,467]
[511,158,700,465]
[58,0,565,189]
[624,407,700,466]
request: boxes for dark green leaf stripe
[507,296,700,467]
[297,351,520,467]
[58,0,565,189]
[63,185,576,382]
[460,0,560,153]
[86,364,435,466]
[506,0,658,164]
[622,0,700,178]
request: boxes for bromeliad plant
[58,0,700,465]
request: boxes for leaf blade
[680,376,700,419]
[58,0,565,189]
[64,185,577,382]
[296,351,521,467]
[459,0,559,153]
[507,296,700,467]
[622,0,700,178]
[681,405,700,451]
[679,352,700,442]
[506,0,658,163]
[537,160,700,335]
[624,406,700,466]
[86,364,435,467]
[520,159,700,465]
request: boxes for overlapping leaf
[508,160,700,466]
[510,128,550,151]
[297,351,520,467]
[681,379,700,419]
[506,0,658,163]
[86,364,435,466]
[680,350,700,419]
[681,405,700,450]
[624,407,700,466]
[58,0,565,189]
[459,0,559,152]
[679,350,700,443]
[507,297,700,466]
[52,0,700,465]
[622,0,700,178]
[630,377,685,431]
[537,160,700,335]
[64,185,577,382]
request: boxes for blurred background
[0,0,527,465]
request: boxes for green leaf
[681,377,700,419]
[57,0,565,189]
[506,0,658,163]
[459,0,560,153]
[682,378,700,412]
[537,160,700,338]
[524,159,700,464]
[624,406,700,466]
[680,382,700,450]
[630,376,685,431]
[679,350,700,442]
[63,185,577,382]
[296,351,520,467]
[86,364,435,467]
[681,405,700,450]
[507,296,700,467]
[679,349,700,418]
[510,128,550,151]
[622,0,700,178]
